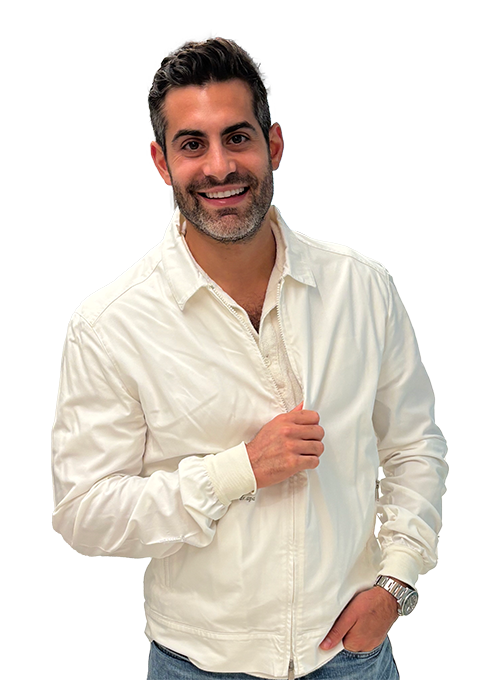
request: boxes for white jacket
[52,207,448,678]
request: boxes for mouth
[197,186,249,206]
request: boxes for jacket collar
[161,206,316,311]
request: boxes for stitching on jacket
[294,232,391,281]
[81,256,163,327]
[145,606,287,640]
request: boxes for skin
[151,78,403,654]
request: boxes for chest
[228,288,267,332]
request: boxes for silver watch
[374,575,418,616]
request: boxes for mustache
[187,172,258,193]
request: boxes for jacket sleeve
[51,313,256,559]
[372,276,448,588]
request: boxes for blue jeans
[147,638,399,680]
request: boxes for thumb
[292,401,304,411]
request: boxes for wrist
[374,575,419,616]
[203,442,257,505]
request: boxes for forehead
[162,79,257,138]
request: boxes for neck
[183,212,276,299]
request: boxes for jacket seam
[145,605,282,640]
[85,257,163,326]
[294,233,391,281]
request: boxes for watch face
[401,591,419,615]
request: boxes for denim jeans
[147,637,399,680]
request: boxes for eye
[181,140,203,152]
[228,133,248,145]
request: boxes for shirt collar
[161,206,316,311]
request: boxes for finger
[284,425,324,450]
[291,401,304,411]
[297,454,321,471]
[299,424,325,442]
[297,440,324,457]
[320,607,357,651]
[294,409,321,425]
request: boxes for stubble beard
[171,165,274,244]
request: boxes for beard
[170,164,274,244]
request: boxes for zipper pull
[288,658,295,680]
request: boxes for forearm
[376,430,448,586]
[53,442,256,559]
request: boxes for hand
[320,587,399,653]
[246,402,325,489]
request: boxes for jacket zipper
[210,280,298,678]
[288,474,296,680]
[277,275,298,679]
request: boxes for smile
[199,187,248,199]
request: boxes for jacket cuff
[378,546,424,588]
[202,442,257,506]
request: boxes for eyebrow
[171,120,258,144]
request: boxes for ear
[268,123,284,171]
[150,141,172,186]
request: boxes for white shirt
[182,214,303,413]
[52,206,448,678]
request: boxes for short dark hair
[148,38,271,157]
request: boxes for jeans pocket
[341,638,386,659]
[152,641,190,662]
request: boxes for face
[151,80,284,243]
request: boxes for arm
[373,276,448,586]
[321,275,448,651]
[52,314,324,559]
[51,312,256,559]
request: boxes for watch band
[374,575,419,616]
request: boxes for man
[52,38,448,680]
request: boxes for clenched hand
[246,402,325,489]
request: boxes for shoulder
[75,243,164,327]
[293,230,391,281]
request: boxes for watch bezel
[400,589,419,616]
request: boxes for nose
[202,143,236,181]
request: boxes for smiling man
[52,38,448,680]
[154,80,278,243]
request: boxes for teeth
[204,187,246,199]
